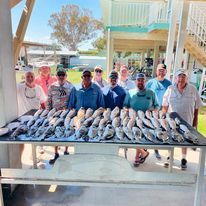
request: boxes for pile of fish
[2,107,199,144]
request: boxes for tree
[48,4,103,51]
[92,36,106,51]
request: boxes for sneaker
[64,151,70,155]
[164,157,170,168]
[154,150,161,160]
[181,158,187,170]
[49,153,59,165]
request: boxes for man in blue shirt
[103,71,126,110]
[124,73,159,167]
[68,69,105,110]
[146,64,172,159]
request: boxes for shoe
[154,150,161,160]
[133,160,140,167]
[64,151,70,155]
[181,158,187,170]
[139,151,149,164]
[164,157,170,168]
[49,153,59,165]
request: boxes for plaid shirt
[46,81,73,110]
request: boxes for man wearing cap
[103,71,126,110]
[35,65,57,95]
[162,69,203,169]
[124,73,159,167]
[118,65,136,91]
[146,64,172,159]
[68,69,105,110]
[47,68,74,164]
[92,65,108,89]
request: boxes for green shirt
[123,88,159,112]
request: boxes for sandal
[139,151,149,164]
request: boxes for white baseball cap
[175,69,188,77]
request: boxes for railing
[187,3,206,52]
[110,1,168,27]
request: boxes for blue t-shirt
[103,85,126,110]
[123,88,159,112]
[146,78,172,106]
[68,83,105,110]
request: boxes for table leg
[168,148,174,173]
[32,144,37,169]
[194,147,206,206]
[0,183,4,206]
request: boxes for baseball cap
[82,69,92,75]
[120,65,128,71]
[109,70,118,79]
[175,69,188,77]
[94,65,103,71]
[56,68,66,75]
[157,64,167,70]
[136,73,146,80]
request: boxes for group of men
[17,63,203,169]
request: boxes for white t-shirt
[162,84,203,125]
[17,83,47,116]
[118,79,136,91]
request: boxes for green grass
[15,70,206,136]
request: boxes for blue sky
[11,0,102,50]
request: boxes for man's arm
[193,109,198,128]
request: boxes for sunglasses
[57,73,66,77]
[95,70,102,73]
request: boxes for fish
[18,115,33,124]
[88,125,98,139]
[77,107,86,118]
[34,126,46,137]
[123,127,133,141]
[75,125,88,139]
[170,129,184,143]
[159,118,170,131]
[99,118,108,130]
[53,110,63,118]
[132,127,142,142]
[92,107,104,118]
[175,117,181,125]
[120,108,128,120]
[136,118,144,129]
[179,124,198,144]
[103,124,115,140]
[122,116,130,127]
[11,125,28,137]
[27,117,36,127]
[64,116,71,129]
[145,110,152,119]
[85,108,94,119]
[53,118,64,128]
[142,118,155,129]
[142,128,155,142]
[115,127,124,140]
[137,110,145,119]
[49,117,58,126]
[152,110,159,119]
[60,109,69,118]
[64,125,75,137]
[83,117,94,127]
[154,129,169,143]
[34,109,43,117]
[128,108,137,119]
[55,126,65,138]
[42,119,49,127]
[98,128,104,138]
[158,110,164,119]
[74,117,85,130]
[40,125,54,139]
[103,108,111,120]
[150,118,161,129]
[112,117,121,128]
[30,118,45,129]
[47,108,56,118]
[40,109,49,118]
[127,118,135,129]
[7,122,21,131]
[92,116,101,127]
[110,106,120,120]
[166,117,177,130]
[66,109,77,118]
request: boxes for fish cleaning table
[0,113,206,206]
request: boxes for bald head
[25,71,35,85]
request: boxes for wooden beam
[13,0,35,64]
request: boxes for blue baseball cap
[136,73,146,80]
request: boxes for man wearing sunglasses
[124,73,159,167]
[68,69,105,110]
[47,68,74,164]
[17,71,46,116]
[146,64,172,160]
[103,70,126,110]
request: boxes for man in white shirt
[17,71,46,116]
[162,69,203,169]
[118,65,135,91]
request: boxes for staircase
[185,3,206,67]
